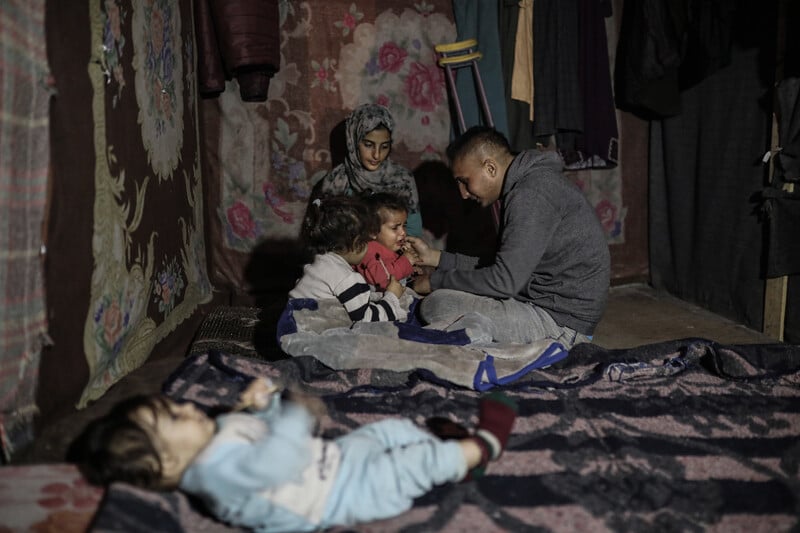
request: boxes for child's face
[339,241,369,266]
[357,128,392,171]
[375,208,408,252]
[133,398,216,483]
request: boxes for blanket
[276,297,568,391]
[88,338,800,532]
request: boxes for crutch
[435,39,501,228]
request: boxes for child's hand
[386,275,405,298]
[236,377,280,411]
[410,272,432,295]
[413,264,433,276]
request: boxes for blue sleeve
[184,402,317,494]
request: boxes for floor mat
[90,339,800,531]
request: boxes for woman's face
[357,127,392,171]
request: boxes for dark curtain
[648,3,800,340]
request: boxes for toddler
[289,195,406,322]
[357,192,420,291]
[69,378,518,533]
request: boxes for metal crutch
[435,39,501,228]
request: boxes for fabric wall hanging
[202,1,460,296]
[77,0,212,407]
[0,0,52,460]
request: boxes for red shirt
[356,241,414,290]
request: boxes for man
[407,126,610,348]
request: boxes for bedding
[276,297,569,391]
[0,464,103,532]
[84,337,800,532]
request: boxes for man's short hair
[446,126,512,163]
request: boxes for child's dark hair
[302,195,379,255]
[67,394,172,490]
[364,192,409,221]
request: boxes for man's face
[451,153,501,208]
[375,208,408,252]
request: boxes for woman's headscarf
[317,104,419,214]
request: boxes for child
[69,378,518,533]
[289,195,406,322]
[357,192,420,291]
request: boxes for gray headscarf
[317,104,419,214]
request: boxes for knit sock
[470,392,518,477]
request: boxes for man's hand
[411,272,432,295]
[401,243,421,265]
[405,236,442,267]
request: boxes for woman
[314,103,423,237]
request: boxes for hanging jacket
[193,0,280,102]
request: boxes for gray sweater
[431,150,610,335]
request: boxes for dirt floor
[10,283,779,465]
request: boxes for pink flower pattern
[378,42,407,73]
[0,465,103,533]
[227,201,256,238]
[102,300,123,348]
[404,61,444,112]
[37,479,100,510]
[595,199,621,237]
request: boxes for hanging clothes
[193,0,281,102]
[501,0,619,168]
[499,0,535,151]
[530,0,582,143]
[558,0,619,169]
[614,0,736,118]
[451,0,510,137]
[510,0,534,121]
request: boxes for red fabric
[356,241,414,290]
[0,464,103,532]
[194,0,280,101]
[193,0,225,95]
[477,393,518,456]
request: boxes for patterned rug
[89,338,800,532]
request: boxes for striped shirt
[289,253,406,323]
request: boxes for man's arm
[431,191,557,299]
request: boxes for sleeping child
[69,377,518,533]
[356,192,420,291]
[289,195,407,322]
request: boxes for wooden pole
[763,0,790,340]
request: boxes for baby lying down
[69,378,517,532]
